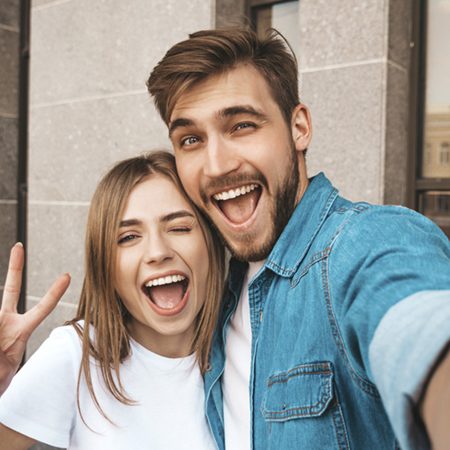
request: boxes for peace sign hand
[0,243,70,395]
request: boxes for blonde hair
[66,150,225,421]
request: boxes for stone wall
[26,0,215,355]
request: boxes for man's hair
[147,27,300,125]
[66,151,225,424]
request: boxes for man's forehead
[169,65,274,123]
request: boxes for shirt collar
[266,172,338,277]
[227,173,338,289]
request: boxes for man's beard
[204,146,300,262]
[238,148,299,262]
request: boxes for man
[1,27,449,449]
[146,28,450,449]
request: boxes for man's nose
[203,135,240,178]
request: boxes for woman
[0,151,225,449]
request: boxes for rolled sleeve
[369,290,450,450]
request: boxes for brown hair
[66,150,225,421]
[147,27,299,125]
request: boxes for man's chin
[226,234,275,262]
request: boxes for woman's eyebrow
[161,211,196,223]
[119,218,142,228]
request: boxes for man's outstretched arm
[421,347,450,450]
[0,243,70,394]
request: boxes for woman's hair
[147,27,299,125]
[66,150,225,421]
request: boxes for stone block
[30,443,64,450]
[216,0,246,27]
[0,0,20,29]
[0,203,16,292]
[388,0,413,70]
[30,0,213,105]
[29,93,169,202]
[302,62,385,203]
[384,64,410,205]
[0,27,19,115]
[27,203,88,302]
[32,0,66,8]
[298,0,385,69]
[0,116,18,199]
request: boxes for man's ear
[291,103,312,152]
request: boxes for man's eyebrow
[168,118,194,138]
[168,105,268,138]
[119,218,142,228]
[219,105,268,121]
[161,211,196,223]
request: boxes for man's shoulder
[325,197,445,248]
[323,198,450,289]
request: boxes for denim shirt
[204,173,450,450]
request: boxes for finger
[24,273,71,334]
[1,243,24,312]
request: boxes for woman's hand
[0,243,70,395]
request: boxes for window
[250,0,299,57]
[411,0,450,238]
[439,142,450,165]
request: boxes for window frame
[408,0,450,205]
[247,0,298,29]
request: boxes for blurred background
[0,1,449,446]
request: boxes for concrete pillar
[0,0,20,302]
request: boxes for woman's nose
[143,236,174,264]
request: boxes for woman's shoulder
[29,320,86,367]
[47,320,83,342]
[0,324,84,448]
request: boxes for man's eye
[180,136,200,147]
[233,122,256,132]
[118,234,138,244]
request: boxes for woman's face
[114,174,209,357]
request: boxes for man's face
[169,64,312,261]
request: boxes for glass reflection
[419,191,450,237]
[422,0,450,178]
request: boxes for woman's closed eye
[168,224,193,233]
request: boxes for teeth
[145,274,185,287]
[213,184,258,201]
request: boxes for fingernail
[15,242,23,247]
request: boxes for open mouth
[142,274,189,314]
[212,184,262,225]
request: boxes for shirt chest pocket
[260,362,350,449]
[261,361,333,421]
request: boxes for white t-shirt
[223,261,264,450]
[0,323,215,450]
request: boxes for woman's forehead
[123,174,195,219]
